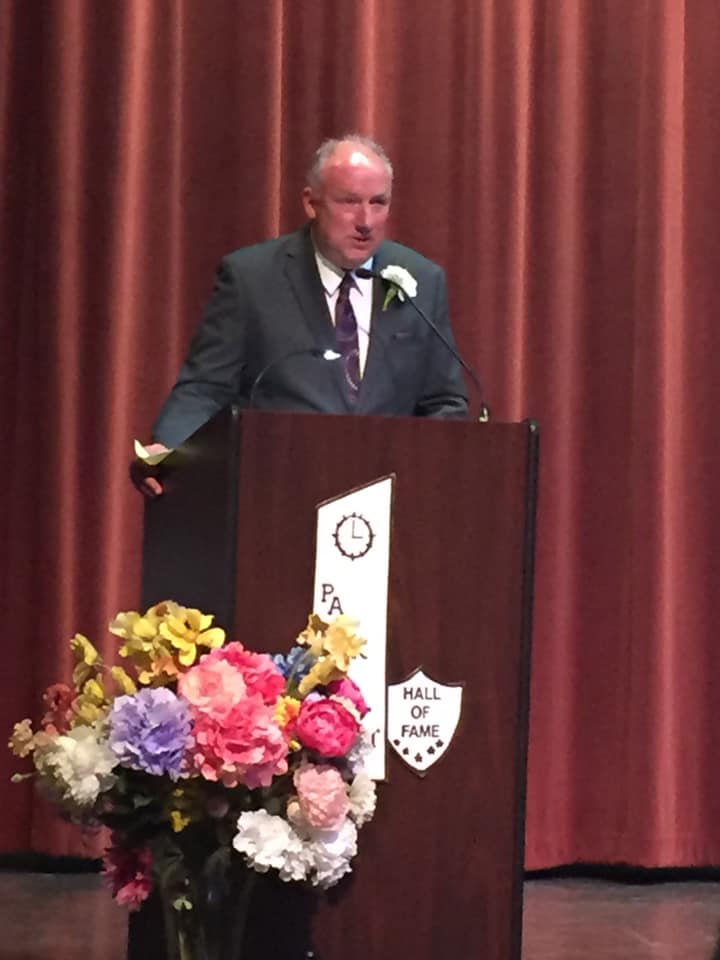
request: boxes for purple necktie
[335,272,360,401]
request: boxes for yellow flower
[274,697,302,750]
[166,788,194,833]
[275,696,301,729]
[112,610,164,666]
[111,606,168,672]
[298,657,342,696]
[112,602,225,684]
[70,633,100,665]
[322,616,365,672]
[73,702,106,725]
[137,656,180,687]
[296,613,328,657]
[9,719,36,758]
[110,666,137,696]
[170,810,191,833]
[73,677,109,724]
[296,614,366,679]
[110,609,162,644]
[70,634,103,689]
[159,607,225,663]
[84,677,106,701]
[161,627,199,667]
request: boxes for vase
[159,857,256,960]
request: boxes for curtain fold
[2,0,720,868]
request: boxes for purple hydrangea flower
[108,687,193,780]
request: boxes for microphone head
[308,348,341,360]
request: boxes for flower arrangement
[9,602,377,923]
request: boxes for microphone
[355,267,490,421]
[248,347,341,408]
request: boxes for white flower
[33,724,116,807]
[380,265,418,301]
[345,725,374,774]
[348,772,377,827]
[285,802,359,888]
[278,843,312,883]
[305,819,358,888]
[233,810,310,881]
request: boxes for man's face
[302,145,392,270]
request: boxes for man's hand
[129,442,171,498]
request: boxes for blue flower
[108,687,193,780]
[272,645,313,681]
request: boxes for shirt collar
[314,247,374,297]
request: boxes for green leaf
[382,286,397,311]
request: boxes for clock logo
[333,513,375,560]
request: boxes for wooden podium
[135,408,539,960]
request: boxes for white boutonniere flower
[379,265,418,310]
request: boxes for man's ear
[302,186,317,221]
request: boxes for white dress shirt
[314,250,374,376]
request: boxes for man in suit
[132,134,469,496]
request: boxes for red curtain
[2,0,720,868]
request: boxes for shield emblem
[387,668,464,775]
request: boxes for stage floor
[0,871,719,959]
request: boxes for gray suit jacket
[153,226,469,447]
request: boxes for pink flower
[205,642,286,705]
[178,657,247,720]
[326,678,369,718]
[294,763,350,829]
[102,841,153,911]
[295,697,360,757]
[190,697,288,788]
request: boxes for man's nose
[355,204,372,229]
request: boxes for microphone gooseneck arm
[248,348,341,408]
[355,267,489,419]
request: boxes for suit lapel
[284,227,350,410]
[284,227,337,346]
[356,244,394,413]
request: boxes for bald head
[302,135,393,270]
[307,135,394,193]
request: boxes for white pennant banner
[312,475,394,780]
